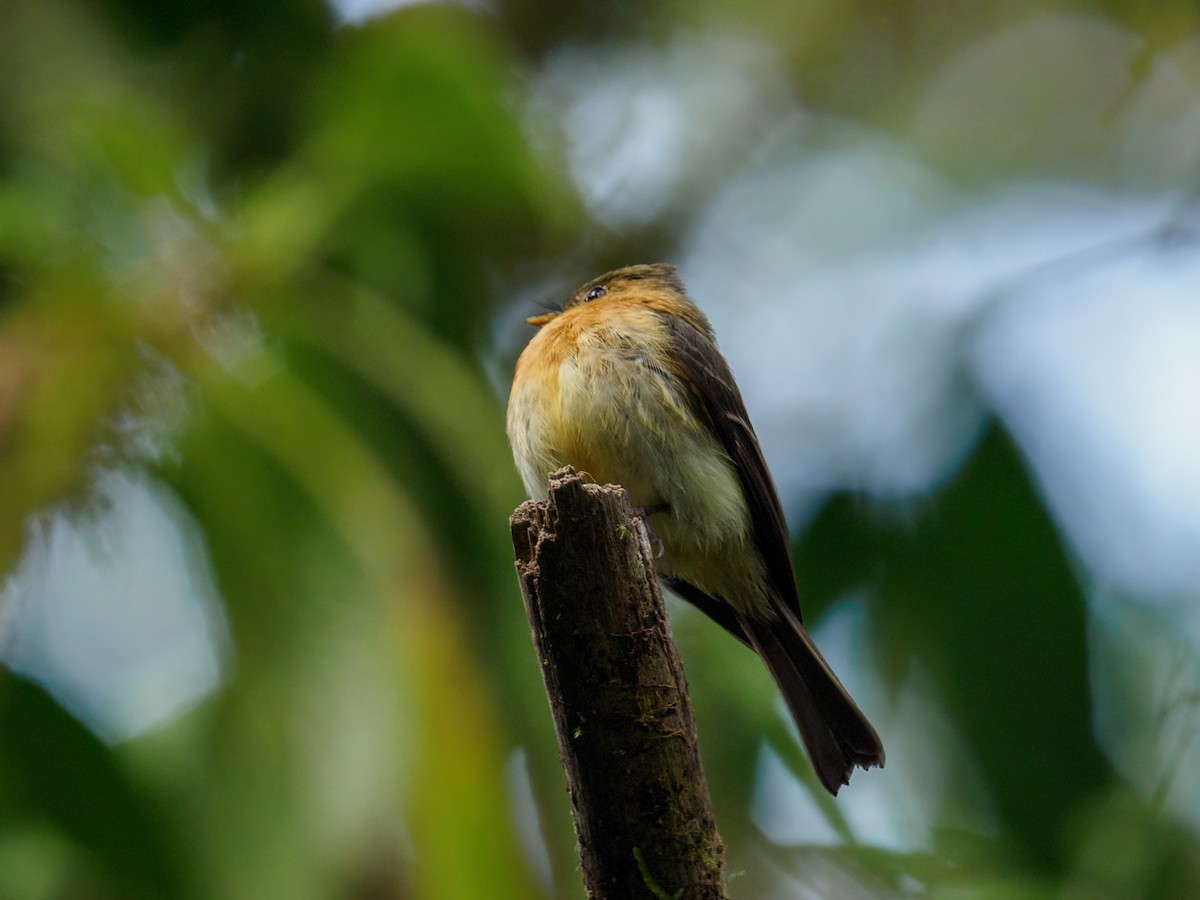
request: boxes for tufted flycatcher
[507,263,884,795]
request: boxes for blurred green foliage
[1,1,564,896]
[2,0,1200,898]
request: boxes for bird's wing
[660,314,803,620]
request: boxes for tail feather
[739,610,884,795]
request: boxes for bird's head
[527,263,711,339]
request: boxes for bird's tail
[739,609,884,795]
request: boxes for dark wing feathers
[660,313,803,619]
[657,310,885,793]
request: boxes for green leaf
[0,672,181,897]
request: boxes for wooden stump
[510,467,726,899]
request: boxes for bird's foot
[631,503,669,558]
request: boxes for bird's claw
[632,503,669,558]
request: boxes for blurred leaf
[0,672,180,897]
[401,574,540,900]
[303,9,566,346]
[271,283,519,521]
[798,427,1111,871]
[87,0,335,176]
[1063,787,1200,897]
[161,344,539,898]
[0,306,137,572]
[273,279,551,711]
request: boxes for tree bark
[510,467,726,899]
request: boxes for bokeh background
[3,0,1200,897]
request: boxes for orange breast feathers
[508,301,677,499]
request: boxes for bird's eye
[584,285,607,301]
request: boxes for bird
[506,262,883,795]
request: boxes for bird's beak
[526,312,560,328]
